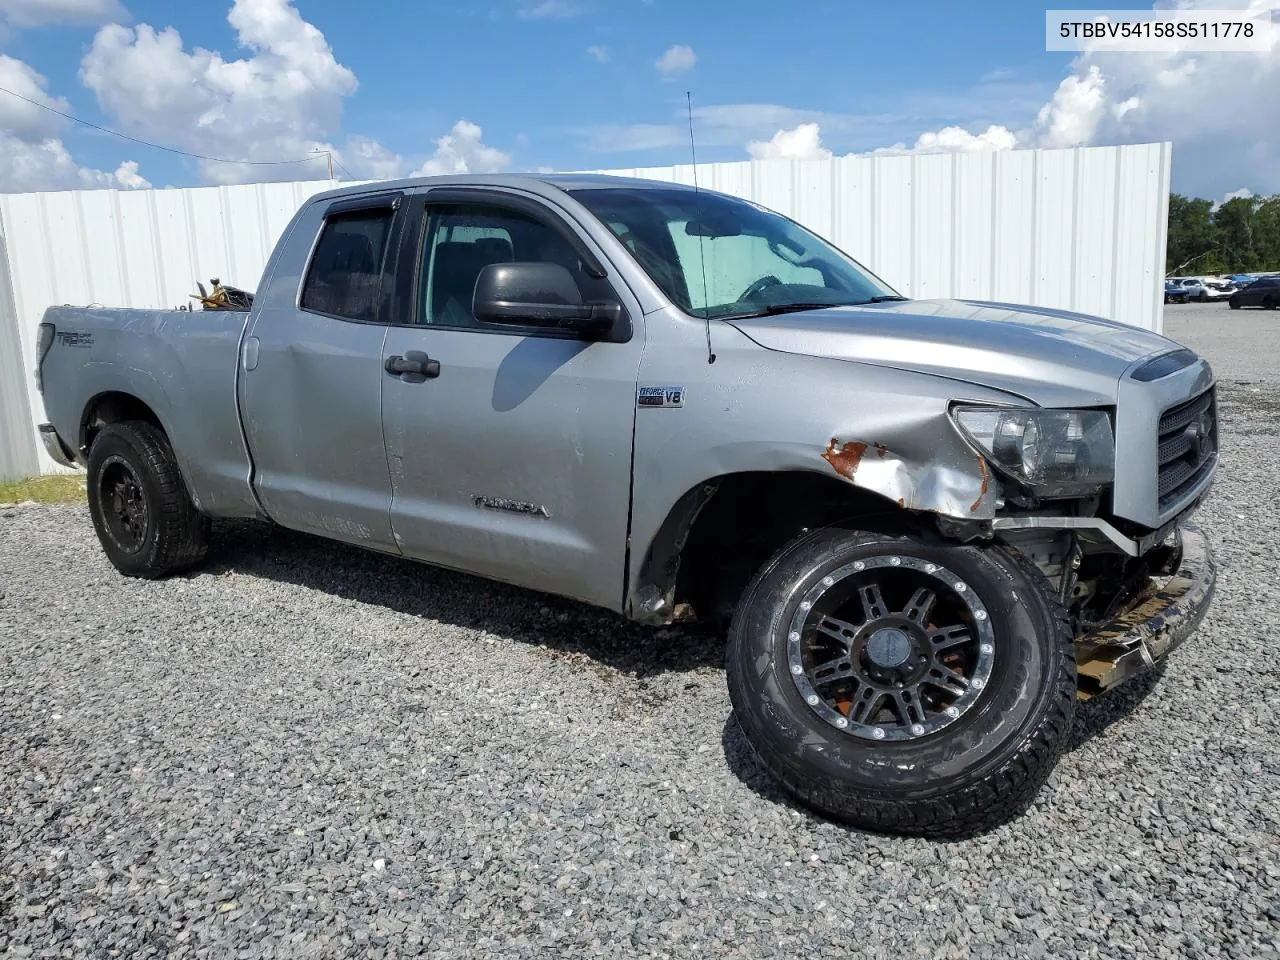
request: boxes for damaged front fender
[821,436,999,520]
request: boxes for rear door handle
[384,351,441,382]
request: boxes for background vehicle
[1198,277,1237,301]
[1164,280,1190,304]
[1229,275,1280,309]
[34,174,1217,838]
[1167,277,1204,300]
[1168,277,1234,302]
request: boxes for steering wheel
[737,275,783,302]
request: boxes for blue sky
[0,0,1276,197]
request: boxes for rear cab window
[300,208,394,322]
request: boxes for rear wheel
[86,421,209,578]
[726,526,1076,837]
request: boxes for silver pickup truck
[35,173,1216,837]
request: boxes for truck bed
[38,306,261,518]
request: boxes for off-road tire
[86,420,210,578]
[726,526,1076,838]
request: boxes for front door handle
[384,351,441,382]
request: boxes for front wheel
[86,420,210,578]
[726,526,1076,837]
[1230,299,1241,310]
[1265,296,1277,310]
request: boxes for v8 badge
[638,385,685,409]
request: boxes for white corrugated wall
[595,142,1171,326]
[0,142,1171,479]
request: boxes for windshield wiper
[749,301,861,317]
[717,298,907,321]
[863,295,909,303]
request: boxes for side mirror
[473,262,620,338]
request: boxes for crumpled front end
[1074,522,1215,698]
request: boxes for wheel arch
[627,469,933,626]
[81,390,166,454]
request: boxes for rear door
[379,187,645,608]
[239,192,404,548]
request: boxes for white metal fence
[0,142,1172,480]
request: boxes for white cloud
[0,54,148,192]
[0,0,125,27]
[410,120,511,177]
[80,0,358,184]
[0,54,67,140]
[655,44,695,78]
[517,0,583,18]
[108,159,149,188]
[1212,187,1254,211]
[1031,64,1108,149]
[745,118,1019,163]
[747,123,831,161]
[75,0,510,187]
[587,44,609,62]
[1051,0,1280,193]
[870,124,1019,156]
[0,134,148,191]
[852,0,1280,193]
[731,1,1279,196]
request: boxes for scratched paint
[970,457,990,513]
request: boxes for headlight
[951,406,1115,497]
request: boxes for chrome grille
[1156,388,1216,512]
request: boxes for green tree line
[1166,193,1280,276]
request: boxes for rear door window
[300,209,394,322]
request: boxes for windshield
[569,186,902,319]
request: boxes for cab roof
[305,171,703,206]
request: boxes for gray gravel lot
[3,300,1279,959]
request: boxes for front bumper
[1074,522,1215,699]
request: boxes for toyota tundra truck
[34,173,1217,837]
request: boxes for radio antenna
[687,90,716,364]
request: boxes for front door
[380,190,644,608]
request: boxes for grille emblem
[1184,411,1213,461]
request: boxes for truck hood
[727,298,1180,407]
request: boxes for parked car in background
[1164,280,1190,303]
[1229,274,1280,309]
[1228,274,1256,288]
[1200,277,1238,301]
[1167,277,1205,300]
[1170,277,1236,302]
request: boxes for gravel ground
[3,301,1279,959]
